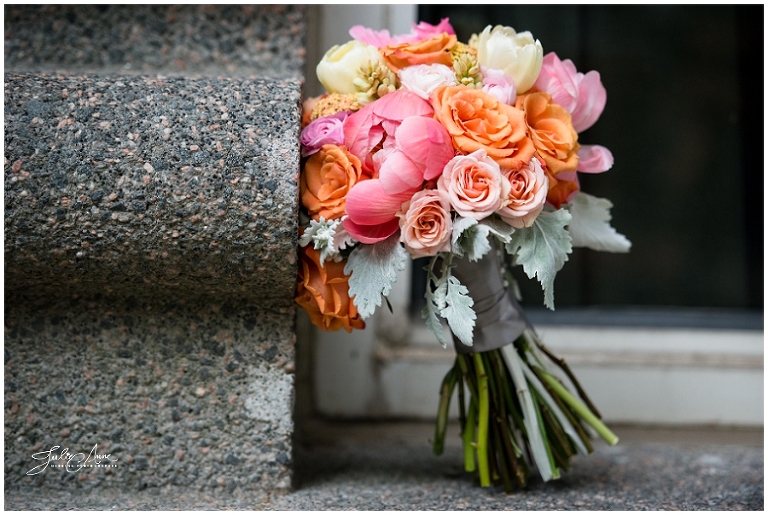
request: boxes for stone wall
[4,5,304,497]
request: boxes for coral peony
[432,85,534,171]
[296,244,365,332]
[301,144,368,221]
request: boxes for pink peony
[497,157,548,228]
[480,66,516,105]
[343,115,454,244]
[300,111,350,157]
[533,52,607,133]
[438,150,510,220]
[398,189,453,258]
[343,89,434,173]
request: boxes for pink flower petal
[375,149,424,194]
[349,25,394,47]
[412,18,456,39]
[371,89,434,122]
[394,117,454,180]
[345,179,414,225]
[577,145,614,173]
[571,71,607,133]
[343,217,402,244]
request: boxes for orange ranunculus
[432,85,535,171]
[380,33,457,74]
[301,144,368,221]
[516,92,580,175]
[295,245,365,333]
[544,168,580,209]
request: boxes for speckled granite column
[5,4,305,497]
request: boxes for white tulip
[470,25,543,94]
[398,64,458,100]
[316,41,386,95]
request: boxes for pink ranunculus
[398,189,453,258]
[576,145,614,173]
[398,64,458,100]
[497,157,549,229]
[438,149,510,220]
[349,18,455,48]
[480,66,516,105]
[343,89,434,173]
[533,52,607,133]
[300,111,350,157]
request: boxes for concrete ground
[4,421,763,510]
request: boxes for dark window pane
[414,5,763,313]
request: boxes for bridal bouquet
[296,18,630,491]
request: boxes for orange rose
[301,144,368,221]
[295,245,365,333]
[380,33,457,73]
[516,92,580,175]
[544,169,580,209]
[432,85,535,170]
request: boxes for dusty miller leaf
[344,232,407,319]
[505,209,572,310]
[440,275,476,346]
[480,215,516,244]
[422,272,448,347]
[566,193,631,253]
[452,217,493,262]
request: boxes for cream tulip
[470,25,543,94]
[316,41,386,95]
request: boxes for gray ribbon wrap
[450,248,528,355]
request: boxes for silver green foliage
[566,192,631,253]
[344,233,407,319]
[505,208,572,310]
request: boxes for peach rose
[516,91,580,175]
[295,244,365,333]
[432,85,535,171]
[438,149,510,220]
[398,189,453,258]
[301,144,368,221]
[497,157,548,228]
[380,33,457,74]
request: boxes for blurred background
[299,5,762,429]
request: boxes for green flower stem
[530,364,593,454]
[473,353,491,487]
[531,388,560,480]
[489,350,527,488]
[539,369,619,446]
[463,398,477,472]
[433,364,458,456]
[490,412,514,493]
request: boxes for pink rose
[533,52,607,133]
[398,189,453,258]
[300,111,350,157]
[497,157,548,228]
[438,149,510,220]
[480,66,516,105]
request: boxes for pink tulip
[576,145,614,173]
[534,52,606,133]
